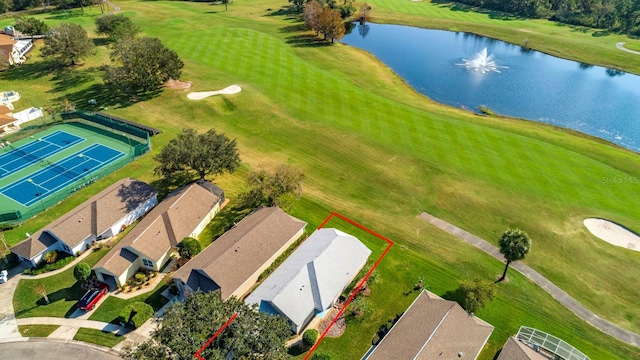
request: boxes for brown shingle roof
[172,207,307,300]
[93,181,221,275]
[0,34,15,46]
[367,291,494,360]
[497,336,546,360]
[11,178,157,260]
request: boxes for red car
[79,283,108,311]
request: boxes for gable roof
[366,291,494,360]
[245,228,371,330]
[11,178,157,260]
[93,181,221,275]
[172,206,307,300]
[497,336,546,360]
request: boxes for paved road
[418,212,640,348]
[616,42,640,55]
[0,339,122,359]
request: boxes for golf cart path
[418,212,640,347]
[616,42,640,55]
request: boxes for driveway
[0,339,122,359]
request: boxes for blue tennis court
[0,144,125,207]
[0,130,84,178]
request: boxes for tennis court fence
[0,111,154,227]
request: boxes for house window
[142,259,153,267]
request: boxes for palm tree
[34,283,49,304]
[497,228,531,283]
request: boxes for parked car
[78,283,108,311]
[0,270,7,284]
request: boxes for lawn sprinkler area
[187,85,242,100]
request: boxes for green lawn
[89,284,169,324]
[2,1,640,359]
[73,328,124,348]
[13,248,109,319]
[18,324,59,337]
[622,42,640,52]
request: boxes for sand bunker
[584,218,640,251]
[187,85,242,100]
[165,79,192,89]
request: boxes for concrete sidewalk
[418,211,640,348]
[16,317,124,334]
[0,276,20,340]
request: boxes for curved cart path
[616,42,640,55]
[418,212,640,348]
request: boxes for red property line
[306,212,394,360]
[193,312,239,360]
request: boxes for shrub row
[24,255,75,275]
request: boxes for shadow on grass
[48,66,102,94]
[55,82,161,110]
[0,60,57,82]
[92,37,110,47]
[592,30,611,37]
[441,287,465,308]
[280,23,307,33]
[430,0,523,21]
[45,9,86,20]
[149,172,200,199]
[265,5,300,19]
[14,281,84,318]
[287,342,306,356]
[286,34,331,48]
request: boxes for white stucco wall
[189,202,220,239]
[102,195,158,239]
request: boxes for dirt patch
[316,306,346,338]
[165,79,192,89]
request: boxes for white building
[245,228,372,334]
[11,179,158,267]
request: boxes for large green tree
[497,228,532,282]
[73,262,91,282]
[95,14,140,42]
[122,291,291,360]
[40,23,94,66]
[243,165,304,208]
[459,278,496,313]
[103,37,183,94]
[14,17,49,37]
[154,128,241,181]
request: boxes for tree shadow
[286,34,331,48]
[0,60,57,82]
[280,23,307,33]
[56,82,160,110]
[48,66,102,94]
[430,0,523,21]
[265,5,299,18]
[201,202,255,242]
[592,30,611,37]
[93,38,110,47]
[149,172,200,199]
[441,287,465,307]
[45,9,85,20]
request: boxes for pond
[341,23,640,152]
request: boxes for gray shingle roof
[11,178,156,260]
[93,181,221,275]
[366,291,494,360]
[172,206,307,300]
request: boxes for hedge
[118,301,153,329]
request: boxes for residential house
[172,206,307,301]
[245,228,371,334]
[93,180,224,290]
[497,326,590,360]
[11,178,158,267]
[0,27,33,68]
[363,290,494,360]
